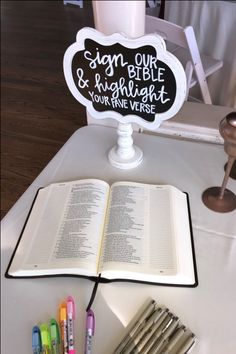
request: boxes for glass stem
[219,156,235,199]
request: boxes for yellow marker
[59,302,68,354]
[40,323,51,354]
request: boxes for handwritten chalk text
[84,49,128,77]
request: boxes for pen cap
[49,319,60,343]
[32,326,41,348]
[40,323,52,349]
[86,309,95,335]
[59,302,67,322]
[67,296,76,319]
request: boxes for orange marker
[59,302,68,354]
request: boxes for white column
[92,0,145,37]
[90,0,145,169]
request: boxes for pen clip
[67,296,76,319]
[86,309,95,335]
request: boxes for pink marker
[66,296,76,354]
[85,309,95,354]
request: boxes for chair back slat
[145,15,188,48]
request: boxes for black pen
[173,333,196,354]
[163,329,195,354]
[122,309,164,353]
[113,300,157,354]
[132,310,171,353]
[156,325,186,354]
[140,315,177,354]
[148,316,180,354]
[123,309,170,353]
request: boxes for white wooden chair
[145,15,223,104]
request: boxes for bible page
[99,182,179,283]
[9,179,109,277]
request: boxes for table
[1,125,236,353]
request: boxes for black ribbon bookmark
[86,273,102,312]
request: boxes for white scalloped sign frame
[63,27,186,130]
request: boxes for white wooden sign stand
[108,123,143,169]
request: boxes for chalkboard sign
[64,27,187,130]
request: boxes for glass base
[202,187,236,213]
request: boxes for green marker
[40,323,52,354]
[50,319,61,354]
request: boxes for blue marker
[32,325,42,354]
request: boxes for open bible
[6,179,197,287]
